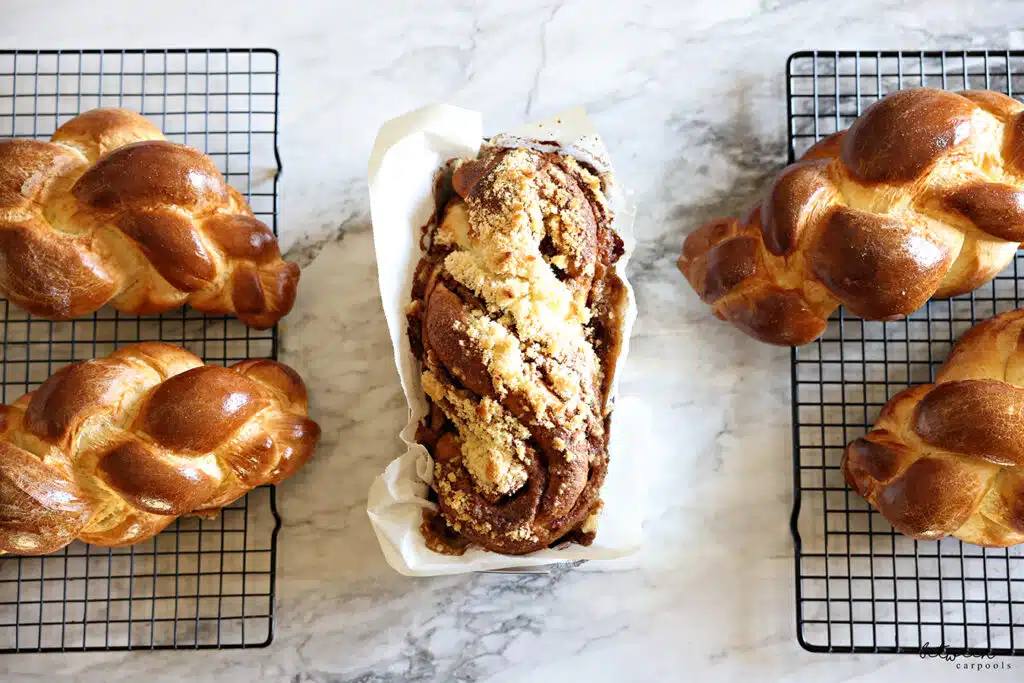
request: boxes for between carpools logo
[919,643,1012,670]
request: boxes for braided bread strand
[0,108,299,328]
[844,308,1024,547]
[0,342,320,555]
[679,88,1024,346]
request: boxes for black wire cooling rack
[0,48,283,652]
[789,50,1024,656]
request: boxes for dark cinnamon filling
[409,146,626,556]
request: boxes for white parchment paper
[366,104,648,576]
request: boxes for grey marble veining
[1,0,1024,681]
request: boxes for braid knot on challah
[679,88,1024,345]
[0,108,298,328]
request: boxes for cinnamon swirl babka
[406,146,627,555]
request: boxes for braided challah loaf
[843,309,1024,547]
[0,108,299,328]
[407,147,627,555]
[679,88,1024,346]
[0,342,319,555]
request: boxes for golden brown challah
[679,88,1024,346]
[843,309,1024,547]
[0,342,319,555]
[0,108,299,328]
[407,147,627,555]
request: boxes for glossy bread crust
[0,108,299,328]
[0,342,320,555]
[842,309,1024,546]
[679,88,1024,345]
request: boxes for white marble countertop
[2,0,1024,681]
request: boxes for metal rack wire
[789,50,1024,656]
[0,48,283,652]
